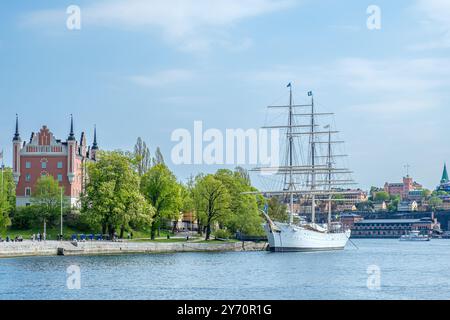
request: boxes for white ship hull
[264,222,351,252]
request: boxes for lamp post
[60,187,63,240]
[1,149,4,204]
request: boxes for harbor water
[1,239,449,300]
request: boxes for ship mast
[288,85,294,225]
[327,126,332,227]
[310,92,316,224]
[249,85,357,230]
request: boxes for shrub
[213,229,232,239]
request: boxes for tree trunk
[108,224,115,240]
[197,219,203,236]
[119,225,125,239]
[150,221,156,240]
[205,215,212,241]
[172,220,178,234]
[102,223,107,236]
[205,224,211,241]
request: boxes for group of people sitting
[0,235,24,242]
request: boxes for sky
[1,0,450,191]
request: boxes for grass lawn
[2,226,181,241]
[197,239,241,243]
[2,226,83,240]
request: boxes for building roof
[356,219,422,224]
[441,163,449,184]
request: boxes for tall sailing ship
[252,84,356,252]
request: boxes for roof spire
[441,163,449,184]
[92,125,98,150]
[68,114,75,141]
[13,114,20,141]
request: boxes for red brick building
[384,175,422,200]
[12,115,98,207]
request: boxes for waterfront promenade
[0,240,268,258]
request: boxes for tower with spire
[12,115,99,207]
[91,125,99,160]
[12,114,21,185]
[441,163,448,184]
[67,115,76,184]
[437,163,450,192]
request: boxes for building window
[41,161,47,169]
[57,174,63,182]
[25,187,31,197]
[26,161,31,169]
[26,174,31,182]
[57,161,63,169]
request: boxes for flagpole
[1,150,4,203]
[60,187,63,240]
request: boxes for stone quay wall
[0,240,268,258]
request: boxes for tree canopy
[81,151,153,237]
[0,168,14,231]
[32,175,64,227]
[140,163,181,239]
[193,174,231,240]
[134,137,151,177]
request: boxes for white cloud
[335,58,450,93]
[129,69,194,87]
[409,0,450,50]
[22,0,297,52]
[242,57,450,115]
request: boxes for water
[1,239,449,300]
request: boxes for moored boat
[400,230,430,241]
[251,85,357,252]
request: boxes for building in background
[437,163,450,192]
[384,175,423,200]
[340,213,363,230]
[373,201,388,211]
[397,200,418,212]
[12,115,98,207]
[351,217,440,238]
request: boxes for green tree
[374,191,390,202]
[356,200,374,212]
[267,197,289,223]
[32,175,65,233]
[421,189,431,199]
[152,147,165,166]
[0,167,14,232]
[388,195,401,212]
[193,174,231,240]
[133,137,151,177]
[429,196,443,211]
[214,169,264,236]
[81,151,152,238]
[140,163,181,239]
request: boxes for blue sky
[1,0,450,190]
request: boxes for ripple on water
[1,239,450,300]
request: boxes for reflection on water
[1,239,450,300]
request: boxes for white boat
[251,85,356,252]
[400,230,430,242]
[264,221,351,252]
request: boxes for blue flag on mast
[308,91,313,96]
[286,83,291,88]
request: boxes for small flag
[308,91,313,96]
[0,150,3,160]
[324,125,330,129]
[286,83,292,88]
